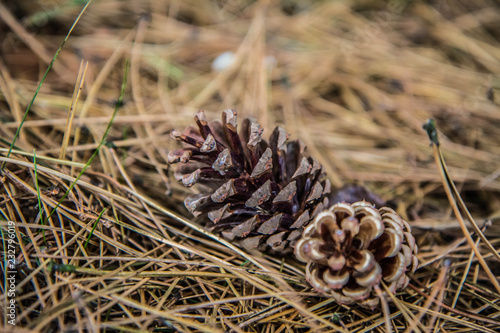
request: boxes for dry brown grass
[1,0,500,332]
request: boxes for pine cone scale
[351,250,374,273]
[257,214,282,234]
[200,134,217,153]
[290,210,309,229]
[222,109,245,157]
[355,262,381,287]
[273,181,297,203]
[231,216,258,237]
[245,180,271,207]
[193,110,212,138]
[207,203,232,223]
[250,148,272,178]
[381,253,405,282]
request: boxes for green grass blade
[84,208,107,249]
[44,60,129,224]
[33,149,46,243]
[2,0,92,170]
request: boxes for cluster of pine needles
[1,0,500,332]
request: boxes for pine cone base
[294,201,418,308]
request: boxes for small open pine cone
[294,201,418,308]
[169,110,330,254]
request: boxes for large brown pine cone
[168,110,331,253]
[294,201,418,308]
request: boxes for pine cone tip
[169,109,331,254]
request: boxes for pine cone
[294,201,418,308]
[169,109,330,253]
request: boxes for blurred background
[2,1,500,331]
[1,0,500,238]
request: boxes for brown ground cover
[1,1,500,332]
